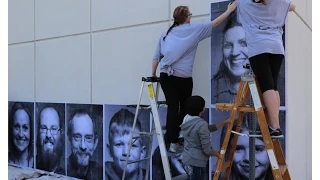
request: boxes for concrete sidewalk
[8,165,80,180]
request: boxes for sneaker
[268,126,284,139]
[168,143,183,153]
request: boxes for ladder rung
[157,101,167,105]
[241,75,255,81]
[231,131,262,138]
[142,76,160,82]
[215,103,256,112]
[139,132,160,135]
[132,132,160,138]
[126,104,151,109]
[127,157,151,164]
[238,126,262,133]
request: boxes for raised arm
[212,0,237,28]
[208,118,230,132]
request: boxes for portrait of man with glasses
[66,104,103,180]
[36,103,65,174]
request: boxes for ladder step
[127,157,151,164]
[142,76,160,82]
[126,104,151,109]
[172,174,188,180]
[231,131,263,138]
[215,103,256,112]
[132,132,160,140]
[138,132,160,135]
[157,101,167,105]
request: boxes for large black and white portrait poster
[66,103,103,180]
[8,101,35,168]
[210,109,286,180]
[104,105,151,180]
[210,1,287,179]
[35,102,65,175]
[210,0,286,106]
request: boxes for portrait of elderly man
[66,105,103,180]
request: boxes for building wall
[8,0,311,179]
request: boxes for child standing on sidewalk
[179,95,229,180]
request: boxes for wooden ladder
[212,75,291,180]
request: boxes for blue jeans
[185,164,208,180]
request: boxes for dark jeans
[160,72,193,144]
[186,165,208,180]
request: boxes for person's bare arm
[289,3,296,12]
[208,118,230,132]
[215,118,230,129]
[152,60,159,77]
[212,0,237,28]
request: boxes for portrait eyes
[73,134,94,143]
[40,125,58,129]
[22,125,29,131]
[39,126,60,134]
[223,40,247,49]
[239,40,247,47]
[223,42,232,49]
[235,145,245,151]
[114,142,139,148]
[255,145,265,152]
[14,124,29,132]
[51,127,58,131]
[115,142,123,147]
[85,135,94,142]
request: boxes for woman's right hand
[227,0,237,13]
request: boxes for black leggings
[160,73,193,144]
[249,53,284,93]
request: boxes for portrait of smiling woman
[211,12,250,104]
[8,102,34,168]
[210,1,286,106]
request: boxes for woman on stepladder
[151,2,237,153]
[237,0,296,138]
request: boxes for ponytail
[163,22,177,41]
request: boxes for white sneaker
[178,133,184,139]
[169,143,183,153]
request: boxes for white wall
[8,0,312,179]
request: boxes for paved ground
[8,165,79,180]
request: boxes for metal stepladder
[122,77,187,180]
[212,65,291,180]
